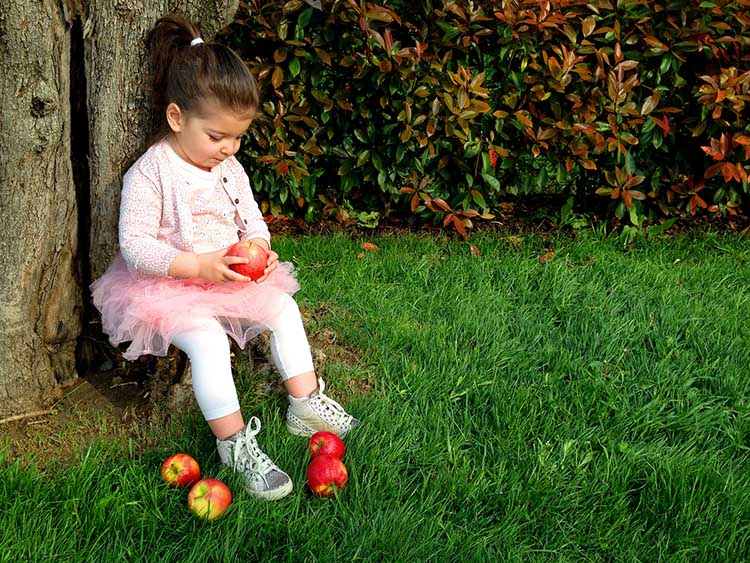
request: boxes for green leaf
[464,143,481,158]
[659,55,671,75]
[396,144,406,163]
[354,210,380,229]
[289,57,301,78]
[624,150,636,175]
[472,190,489,208]
[628,205,644,227]
[354,128,368,143]
[357,150,370,167]
[436,21,459,42]
[481,173,500,190]
[377,170,387,188]
[298,7,313,28]
[646,217,677,236]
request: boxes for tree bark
[0,0,81,417]
[0,0,238,417]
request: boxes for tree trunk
[0,0,238,417]
[0,0,81,418]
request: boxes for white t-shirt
[164,142,240,254]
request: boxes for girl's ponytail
[146,15,201,124]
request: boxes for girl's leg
[263,293,317,396]
[172,322,243,439]
[263,294,359,436]
[172,321,292,501]
[284,370,317,398]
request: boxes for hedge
[218,0,750,235]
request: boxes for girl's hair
[146,14,260,128]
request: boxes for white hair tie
[190,37,204,46]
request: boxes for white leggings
[172,293,314,420]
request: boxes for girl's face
[166,100,255,171]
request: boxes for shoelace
[310,378,354,427]
[232,416,275,482]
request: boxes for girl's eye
[209,135,222,142]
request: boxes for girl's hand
[254,250,279,283]
[196,247,254,283]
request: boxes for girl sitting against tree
[91,14,358,501]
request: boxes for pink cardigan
[118,140,270,277]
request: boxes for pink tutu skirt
[91,254,300,360]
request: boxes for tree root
[0,409,56,425]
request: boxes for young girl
[91,14,358,501]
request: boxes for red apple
[187,478,233,520]
[308,431,346,460]
[160,453,201,487]
[227,241,268,281]
[306,454,348,497]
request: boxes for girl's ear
[165,103,184,133]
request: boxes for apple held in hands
[227,241,268,281]
[308,431,346,460]
[161,453,201,487]
[187,478,233,520]
[307,454,348,497]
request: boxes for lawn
[2,229,750,562]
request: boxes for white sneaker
[217,416,293,501]
[286,377,360,437]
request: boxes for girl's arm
[119,170,181,277]
[168,248,253,283]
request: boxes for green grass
[2,230,750,562]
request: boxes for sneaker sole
[247,479,293,501]
[286,420,314,437]
[286,420,354,438]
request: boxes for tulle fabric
[91,254,300,360]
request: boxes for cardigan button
[223,177,228,183]
[234,198,240,204]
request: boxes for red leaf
[641,92,660,116]
[489,148,498,168]
[410,194,420,212]
[453,217,468,238]
[704,162,724,179]
[432,198,453,213]
[580,159,597,170]
[539,250,555,264]
[622,189,633,209]
[720,133,733,158]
